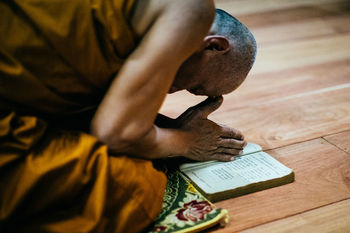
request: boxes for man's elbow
[90,120,152,151]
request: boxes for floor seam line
[322,137,350,156]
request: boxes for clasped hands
[173,96,247,162]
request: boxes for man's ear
[203,35,231,54]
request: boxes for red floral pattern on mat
[176,200,213,222]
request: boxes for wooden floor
[160,0,350,232]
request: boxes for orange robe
[0,1,167,232]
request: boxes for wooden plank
[210,87,350,150]
[235,2,350,29]
[251,15,350,46]
[214,0,347,16]
[223,59,350,108]
[240,199,350,233]
[210,139,350,232]
[250,33,350,75]
[324,131,350,154]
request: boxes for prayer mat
[146,171,228,233]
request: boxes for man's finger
[216,147,242,155]
[219,138,247,149]
[220,126,244,140]
[177,96,222,120]
[193,96,223,118]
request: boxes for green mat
[147,171,228,233]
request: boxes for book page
[181,152,292,194]
[180,142,262,170]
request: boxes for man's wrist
[107,125,189,160]
[153,126,190,158]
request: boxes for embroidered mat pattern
[147,171,228,233]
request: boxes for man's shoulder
[130,0,215,38]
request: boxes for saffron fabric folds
[0,1,167,232]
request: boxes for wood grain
[239,199,350,233]
[251,15,350,46]
[212,138,350,232]
[210,87,350,150]
[324,130,350,154]
[250,33,350,75]
[235,1,350,29]
[220,59,350,108]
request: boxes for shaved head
[210,9,257,86]
[171,9,257,97]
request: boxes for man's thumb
[196,96,223,118]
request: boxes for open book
[179,143,294,202]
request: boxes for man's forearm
[107,125,189,160]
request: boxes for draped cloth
[0,1,167,232]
